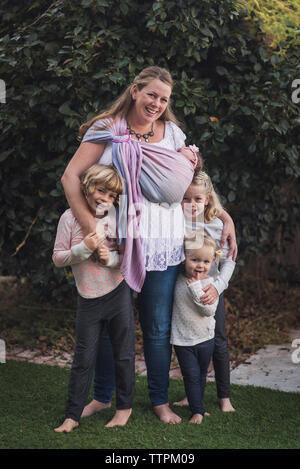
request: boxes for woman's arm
[218,209,238,261]
[61,141,107,236]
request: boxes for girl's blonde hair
[79,66,180,139]
[80,164,123,205]
[185,234,222,261]
[192,171,223,223]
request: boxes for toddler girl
[174,170,236,412]
[52,164,135,432]
[170,235,221,423]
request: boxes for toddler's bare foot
[81,399,111,418]
[189,414,203,424]
[54,418,79,433]
[173,397,189,407]
[219,398,235,412]
[153,404,182,424]
[105,409,132,428]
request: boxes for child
[170,235,221,424]
[179,144,203,172]
[52,164,135,432]
[174,170,236,412]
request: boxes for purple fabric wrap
[82,117,194,292]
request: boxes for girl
[52,164,135,432]
[170,235,221,423]
[174,171,236,413]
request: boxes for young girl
[174,171,236,413]
[52,164,135,432]
[170,235,221,424]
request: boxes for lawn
[0,360,299,450]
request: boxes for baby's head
[184,234,222,279]
[180,145,203,171]
[80,164,124,217]
[182,171,223,222]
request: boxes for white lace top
[99,120,186,271]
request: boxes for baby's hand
[186,272,203,286]
[200,284,219,305]
[97,244,110,265]
[83,232,104,251]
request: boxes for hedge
[0,0,299,299]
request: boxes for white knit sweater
[170,273,218,346]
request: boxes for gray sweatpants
[66,280,135,422]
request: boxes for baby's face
[185,246,215,279]
[181,184,209,220]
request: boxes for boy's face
[181,184,209,220]
[86,184,118,218]
[185,246,215,279]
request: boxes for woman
[61,66,237,424]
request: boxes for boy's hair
[192,171,223,223]
[80,164,123,205]
[184,234,222,260]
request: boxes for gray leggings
[66,280,135,422]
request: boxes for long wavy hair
[78,66,180,139]
[192,171,223,223]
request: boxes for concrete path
[230,329,300,393]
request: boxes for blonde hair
[185,234,222,261]
[80,164,123,205]
[191,171,223,223]
[79,66,180,139]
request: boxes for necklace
[126,122,154,142]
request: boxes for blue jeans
[93,264,180,406]
[174,338,215,416]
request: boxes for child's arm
[186,279,218,317]
[52,212,101,267]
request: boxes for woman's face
[131,78,172,126]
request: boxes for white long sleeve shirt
[170,274,218,346]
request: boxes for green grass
[0,360,299,449]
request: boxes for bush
[0,0,299,299]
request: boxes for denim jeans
[174,338,215,416]
[93,264,180,407]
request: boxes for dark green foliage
[0,0,299,298]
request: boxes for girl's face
[86,184,118,218]
[131,78,171,126]
[185,246,215,279]
[182,184,209,220]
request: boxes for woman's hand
[83,232,104,251]
[219,210,238,261]
[200,284,219,305]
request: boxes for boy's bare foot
[219,398,235,412]
[54,418,79,433]
[81,399,111,418]
[153,403,182,424]
[173,397,189,407]
[189,414,203,424]
[105,409,132,428]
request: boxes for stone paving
[5,330,300,393]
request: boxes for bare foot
[219,398,235,412]
[105,409,132,428]
[54,418,79,433]
[189,414,203,424]
[153,404,182,424]
[173,396,189,407]
[81,399,111,418]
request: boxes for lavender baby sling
[82,118,194,292]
